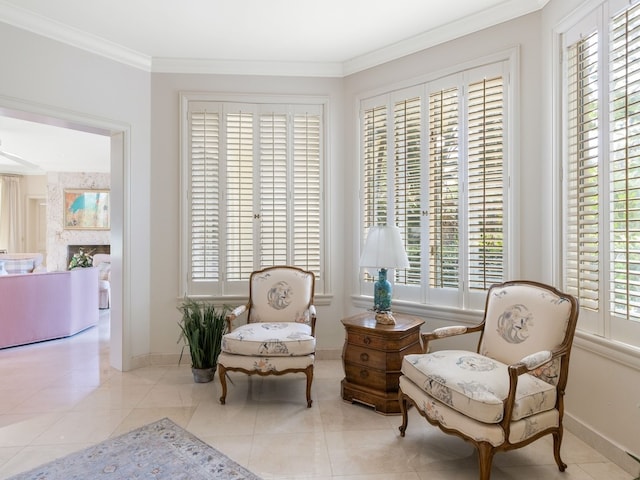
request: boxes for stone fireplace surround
[46,172,111,271]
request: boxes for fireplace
[66,244,110,270]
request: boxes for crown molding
[0,0,549,77]
[0,0,150,71]
[343,0,550,75]
[151,57,346,78]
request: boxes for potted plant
[68,248,94,269]
[177,298,228,383]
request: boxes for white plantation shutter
[362,105,388,231]
[429,87,459,289]
[561,0,640,346]
[293,112,322,276]
[467,76,505,290]
[359,61,510,309]
[566,31,600,313]
[394,97,422,286]
[189,107,220,284]
[226,111,255,282]
[258,109,322,277]
[259,112,288,266]
[181,96,325,297]
[362,104,388,283]
[610,2,640,323]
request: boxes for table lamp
[359,225,409,324]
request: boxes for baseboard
[131,348,343,370]
[565,413,637,476]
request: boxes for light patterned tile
[0,312,633,480]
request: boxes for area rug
[8,417,262,480]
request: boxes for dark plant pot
[192,367,216,383]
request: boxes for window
[360,59,512,311]
[562,0,640,347]
[181,95,325,297]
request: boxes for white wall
[0,22,151,370]
[149,73,347,356]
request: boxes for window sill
[178,293,334,307]
[351,295,484,326]
[574,330,640,372]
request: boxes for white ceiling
[0,0,550,175]
[0,115,110,175]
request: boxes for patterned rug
[8,418,262,480]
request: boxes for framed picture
[63,189,110,230]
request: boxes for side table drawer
[343,344,387,369]
[344,362,397,391]
[347,331,387,350]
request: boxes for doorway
[0,103,125,371]
[25,195,46,258]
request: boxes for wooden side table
[341,312,424,415]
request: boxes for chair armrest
[309,304,317,336]
[421,324,484,353]
[225,304,248,332]
[516,350,553,372]
[502,347,569,429]
[509,346,568,376]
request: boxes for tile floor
[0,312,633,480]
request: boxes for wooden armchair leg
[477,442,495,480]
[218,364,228,405]
[398,390,409,437]
[553,429,567,471]
[305,365,313,408]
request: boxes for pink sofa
[0,267,99,349]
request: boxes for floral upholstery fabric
[402,350,556,423]
[221,322,315,357]
[218,352,314,372]
[248,268,314,325]
[399,376,559,447]
[479,284,572,385]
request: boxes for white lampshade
[359,225,410,269]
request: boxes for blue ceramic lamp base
[373,269,396,324]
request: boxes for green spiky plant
[628,452,640,480]
[177,298,228,372]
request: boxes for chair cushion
[222,322,315,356]
[2,258,37,274]
[402,350,557,424]
[399,376,559,447]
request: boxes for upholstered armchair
[92,253,111,309]
[218,266,317,407]
[398,280,579,480]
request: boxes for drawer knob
[360,352,369,362]
[363,336,371,345]
[359,369,369,378]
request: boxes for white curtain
[0,175,23,252]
